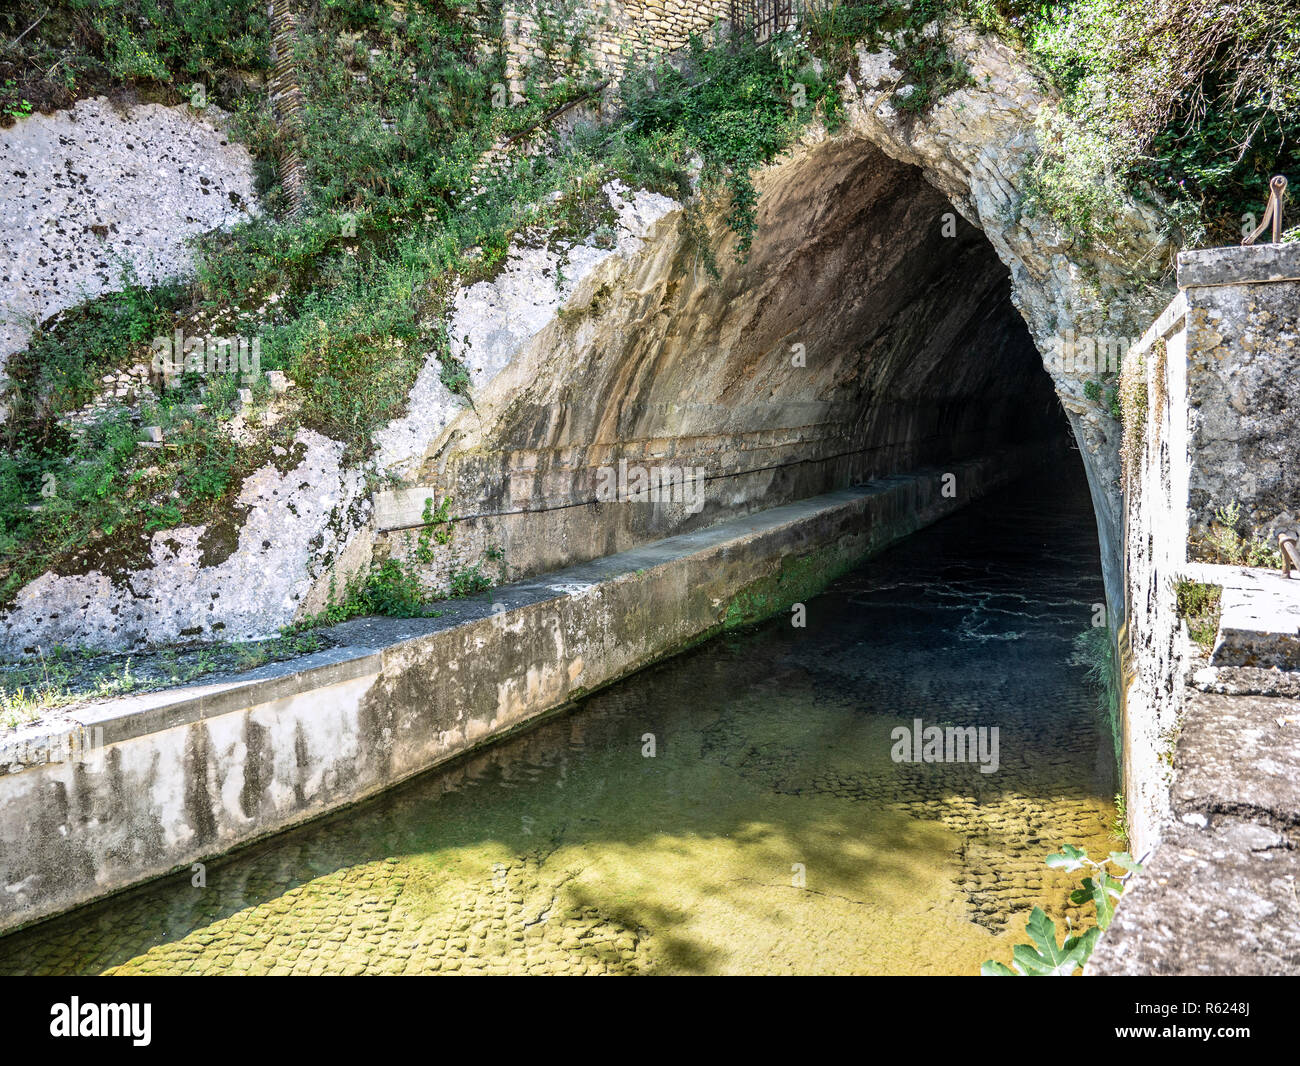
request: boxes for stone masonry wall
[1116,245,1300,857]
[1176,244,1300,546]
[1101,243,1300,967]
[501,0,732,103]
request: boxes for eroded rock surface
[2,25,1173,653]
[0,430,366,652]
[0,96,258,386]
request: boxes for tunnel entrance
[711,136,1072,497]
[421,135,1084,588]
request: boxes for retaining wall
[0,448,1036,934]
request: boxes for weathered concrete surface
[1178,243,1300,289]
[0,449,1035,934]
[1091,690,1300,975]
[1170,691,1300,827]
[0,96,258,389]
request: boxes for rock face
[376,134,1064,595]
[372,182,677,481]
[0,97,258,390]
[0,431,368,652]
[1,23,1173,653]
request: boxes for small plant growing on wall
[1194,502,1284,569]
[415,496,455,562]
[982,846,1141,976]
[1082,377,1120,420]
[1174,578,1222,652]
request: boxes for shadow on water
[0,465,1117,975]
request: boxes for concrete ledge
[1171,691,1300,829]
[0,448,1035,934]
[1089,819,1300,976]
[1182,563,1300,670]
[1177,243,1300,289]
[1128,291,1186,364]
[1091,690,1300,975]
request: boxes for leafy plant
[448,561,493,598]
[1175,578,1222,651]
[1009,0,1300,248]
[982,846,1141,975]
[414,495,454,562]
[1196,501,1285,568]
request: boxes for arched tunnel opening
[430,137,1088,576]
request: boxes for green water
[0,472,1116,975]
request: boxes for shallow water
[0,468,1117,975]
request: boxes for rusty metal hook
[1278,530,1300,578]
[1243,175,1288,245]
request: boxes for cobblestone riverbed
[0,469,1117,975]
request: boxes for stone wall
[1174,244,1300,545]
[1120,243,1300,854]
[1116,273,1195,857]
[500,0,733,103]
[1099,243,1300,969]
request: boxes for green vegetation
[973,1,1300,248]
[1174,578,1222,652]
[292,556,442,629]
[1071,624,1120,770]
[414,496,455,562]
[0,265,243,605]
[0,629,325,728]
[0,1,270,118]
[448,560,493,598]
[1111,791,1129,851]
[982,845,1141,975]
[3,2,1297,623]
[1082,377,1120,420]
[1195,501,1285,568]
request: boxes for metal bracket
[1278,530,1300,578]
[1242,175,1288,245]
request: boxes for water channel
[0,466,1117,975]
